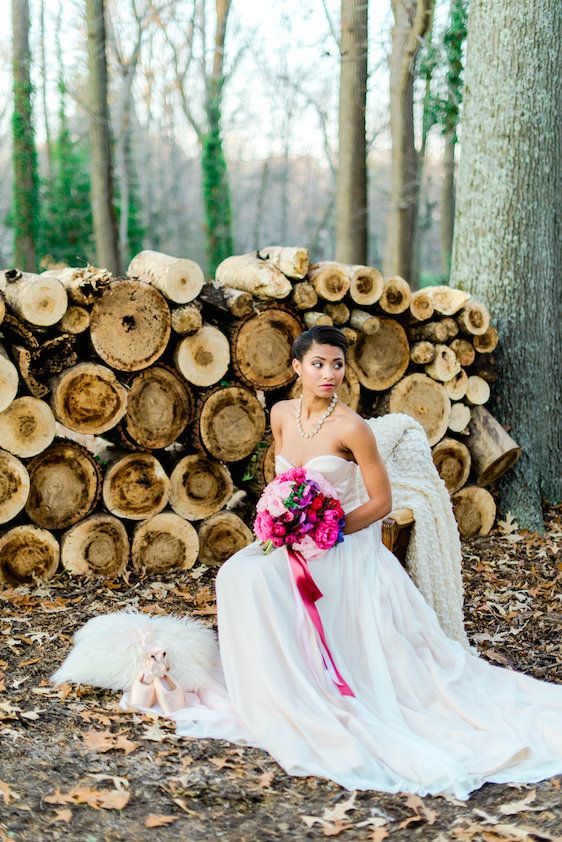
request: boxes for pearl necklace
[296,392,338,438]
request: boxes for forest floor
[1,505,561,842]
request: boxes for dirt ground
[1,505,561,842]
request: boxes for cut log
[102,453,170,520]
[441,317,459,340]
[0,451,30,525]
[0,291,4,324]
[169,454,234,520]
[11,345,49,399]
[449,338,476,367]
[59,305,90,334]
[345,265,384,305]
[257,245,309,279]
[323,302,350,324]
[215,253,292,299]
[31,334,78,377]
[0,397,56,457]
[388,374,451,445]
[25,441,102,530]
[409,289,434,322]
[124,365,192,449]
[443,368,469,401]
[341,327,358,346]
[465,375,491,406]
[471,354,498,385]
[465,405,522,486]
[424,344,461,382]
[171,303,204,335]
[51,362,128,435]
[307,262,350,301]
[381,508,415,566]
[127,249,205,303]
[349,309,380,335]
[473,325,499,353]
[198,511,254,568]
[174,325,230,386]
[426,285,470,315]
[452,486,496,537]
[304,311,333,327]
[0,525,59,585]
[432,438,471,494]
[448,402,472,433]
[0,312,43,349]
[45,265,113,306]
[410,341,435,365]
[221,287,254,317]
[131,512,199,574]
[0,269,67,326]
[198,385,266,462]
[61,514,129,577]
[0,343,18,411]
[348,319,409,390]
[378,276,411,314]
[90,280,171,371]
[457,300,490,336]
[291,281,318,310]
[230,306,303,390]
[408,321,449,343]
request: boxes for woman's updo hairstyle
[291,325,348,362]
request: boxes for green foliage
[416,0,469,142]
[39,81,93,266]
[202,91,233,277]
[11,77,40,267]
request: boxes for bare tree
[86,0,121,273]
[450,0,561,529]
[384,0,431,283]
[335,0,368,264]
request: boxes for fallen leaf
[145,814,179,828]
[44,785,130,811]
[52,808,72,823]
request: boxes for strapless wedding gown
[128,454,562,800]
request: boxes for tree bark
[335,0,368,264]
[85,0,121,273]
[384,0,431,281]
[450,0,561,528]
[11,0,39,270]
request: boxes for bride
[58,325,562,801]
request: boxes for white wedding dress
[125,454,562,800]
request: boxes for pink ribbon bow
[287,547,355,697]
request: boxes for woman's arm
[341,417,392,535]
[269,401,284,454]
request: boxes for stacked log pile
[0,250,520,585]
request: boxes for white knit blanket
[358,413,479,657]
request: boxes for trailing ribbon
[287,547,355,697]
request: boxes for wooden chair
[381,508,415,567]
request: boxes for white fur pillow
[51,610,219,692]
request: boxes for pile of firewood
[0,248,521,585]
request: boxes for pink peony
[314,522,340,550]
[323,509,341,523]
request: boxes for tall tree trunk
[384,0,431,282]
[440,0,468,280]
[202,0,233,277]
[85,0,121,274]
[40,0,53,180]
[11,0,39,270]
[440,133,455,278]
[411,0,435,289]
[335,0,368,265]
[450,0,561,529]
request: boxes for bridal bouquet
[253,465,346,559]
[253,465,354,697]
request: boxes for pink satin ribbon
[287,547,355,697]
